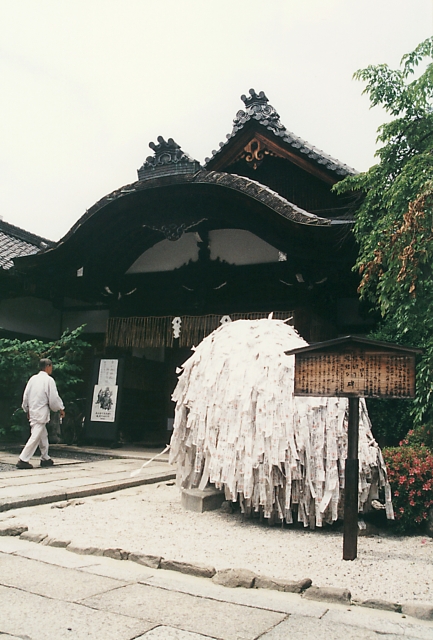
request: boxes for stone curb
[128,552,161,569]
[0,524,28,536]
[103,548,130,560]
[10,528,432,622]
[402,602,433,621]
[355,598,402,613]
[41,537,71,548]
[20,531,47,543]
[0,471,176,513]
[64,472,176,501]
[0,493,68,513]
[303,585,351,604]
[255,576,312,593]
[212,568,256,588]
[66,544,105,556]
[160,559,216,578]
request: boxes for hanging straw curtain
[106,312,293,349]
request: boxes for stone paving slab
[0,451,79,466]
[79,554,156,582]
[0,458,175,511]
[1,539,433,639]
[0,535,39,554]
[0,468,91,484]
[141,569,328,618]
[49,476,111,487]
[0,552,126,601]
[322,606,433,640]
[0,469,78,485]
[51,445,171,462]
[0,492,69,510]
[7,540,106,568]
[83,459,144,468]
[63,474,175,501]
[0,584,154,640]
[137,628,215,639]
[0,475,58,487]
[82,582,286,640]
[258,613,397,639]
[0,484,66,498]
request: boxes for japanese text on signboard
[293,352,415,398]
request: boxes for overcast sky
[1,0,432,241]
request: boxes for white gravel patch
[4,482,433,604]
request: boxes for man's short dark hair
[39,358,53,371]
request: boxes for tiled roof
[55,169,330,252]
[0,220,53,270]
[205,89,357,177]
[138,136,201,181]
[196,171,330,226]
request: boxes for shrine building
[2,89,372,444]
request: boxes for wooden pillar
[343,396,359,561]
[293,307,311,343]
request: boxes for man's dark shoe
[40,458,54,467]
[16,459,33,469]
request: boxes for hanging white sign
[91,385,118,422]
[98,359,118,386]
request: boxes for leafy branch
[334,37,433,435]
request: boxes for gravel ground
[0,462,18,471]
[2,480,432,605]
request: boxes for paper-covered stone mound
[169,318,394,526]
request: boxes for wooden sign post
[286,336,421,561]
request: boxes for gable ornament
[238,137,277,170]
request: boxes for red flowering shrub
[383,445,433,533]
[401,426,433,451]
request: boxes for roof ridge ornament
[241,89,269,108]
[138,136,201,181]
[205,90,357,177]
[148,136,182,160]
[233,88,286,136]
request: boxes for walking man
[17,358,65,469]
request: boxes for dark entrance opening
[117,344,191,446]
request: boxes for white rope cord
[130,444,171,477]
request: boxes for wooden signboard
[293,346,416,399]
[286,336,421,561]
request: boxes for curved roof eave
[75,170,330,237]
[195,171,331,226]
[25,169,331,263]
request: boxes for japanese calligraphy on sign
[98,359,118,386]
[287,337,421,399]
[294,351,415,398]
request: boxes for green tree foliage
[0,326,90,437]
[334,38,433,433]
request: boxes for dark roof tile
[205,89,357,177]
[137,136,201,181]
[0,220,53,270]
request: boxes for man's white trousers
[20,422,50,462]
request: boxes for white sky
[1,0,432,241]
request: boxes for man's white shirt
[22,371,64,425]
